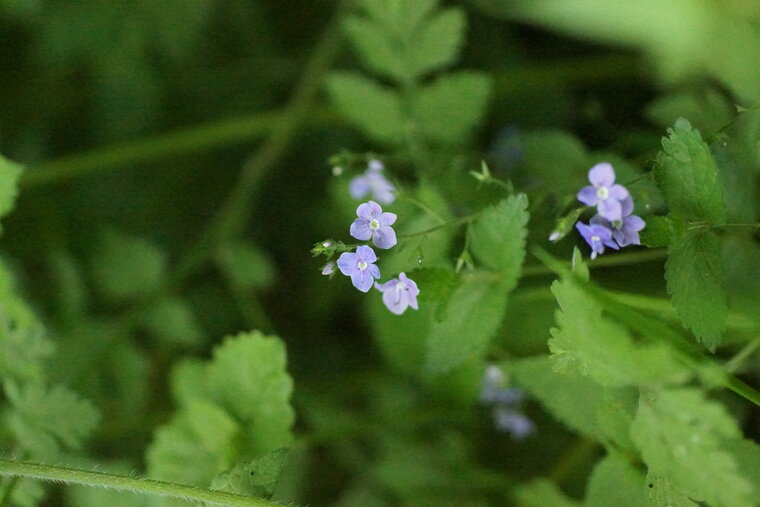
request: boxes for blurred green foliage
[0,0,759,505]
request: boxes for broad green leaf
[584,453,647,507]
[0,153,22,225]
[205,331,295,454]
[412,72,491,144]
[326,72,404,145]
[654,118,726,224]
[425,273,509,374]
[665,229,726,350]
[90,229,167,303]
[215,241,275,290]
[469,193,528,277]
[343,16,407,83]
[646,474,698,507]
[514,478,579,507]
[210,448,289,500]
[392,0,439,40]
[712,138,757,223]
[509,356,637,448]
[147,399,240,486]
[5,381,100,460]
[631,388,752,507]
[407,8,466,78]
[141,296,203,348]
[550,266,688,387]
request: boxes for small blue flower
[575,222,619,260]
[337,245,380,292]
[321,262,335,275]
[591,196,646,247]
[349,160,396,204]
[374,272,419,315]
[350,201,398,250]
[577,162,630,221]
[493,406,535,439]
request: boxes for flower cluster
[575,162,645,259]
[480,365,534,439]
[315,160,418,314]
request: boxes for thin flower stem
[522,248,667,278]
[0,459,282,507]
[396,214,478,238]
[725,338,760,374]
[174,2,347,281]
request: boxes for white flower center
[591,235,601,243]
[369,218,380,231]
[596,186,609,200]
[357,261,368,270]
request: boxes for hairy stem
[0,459,281,507]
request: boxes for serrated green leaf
[0,153,23,225]
[550,266,689,387]
[514,478,580,507]
[425,273,508,374]
[469,193,528,277]
[141,296,203,348]
[90,229,167,303]
[407,8,466,78]
[584,453,647,507]
[210,448,289,500]
[665,229,726,350]
[205,331,295,454]
[326,72,404,145]
[509,356,636,448]
[631,388,752,507]
[654,118,726,224]
[343,16,407,83]
[5,381,99,460]
[147,399,240,486]
[412,72,491,144]
[646,474,698,507]
[216,241,275,290]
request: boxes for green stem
[725,338,760,374]
[396,214,477,238]
[0,459,281,507]
[20,109,338,188]
[522,248,667,278]
[175,4,346,281]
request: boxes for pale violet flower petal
[372,225,397,249]
[597,197,623,221]
[349,218,372,241]
[374,272,419,315]
[349,175,370,199]
[588,162,615,187]
[609,184,629,201]
[577,186,599,206]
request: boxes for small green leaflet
[665,229,727,350]
[210,448,289,500]
[325,72,404,145]
[469,193,529,278]
[412,72,492,145]
[90,229,168,304]
[637,215,674,248]
[654,118,726,224]
[342,15,408,83]
[548,206,584,242]
[631,388,753,507]
[405,8,466,79]
[584,453,647,507]
[0,153,23,226]
[5,381,100,460]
